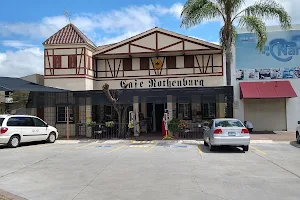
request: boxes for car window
[7,117,35,127]
[33,118,47,127]
[0,118,4,126]
[215,120,244,128]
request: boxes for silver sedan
[203,118,250,152]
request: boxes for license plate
[228,132,236,136]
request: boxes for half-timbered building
[42,23,233,138]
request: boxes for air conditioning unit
[5,97,13,104]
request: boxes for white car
[0,115,58,148]
[296,121,300,144]
[203,118,250,152]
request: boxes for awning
[240,81,297,99]
[0,77,68,92]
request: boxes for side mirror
[298,121,300,125]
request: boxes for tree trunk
[225,47,233,118]
[225,48,232,86]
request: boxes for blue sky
[0,0,298,77]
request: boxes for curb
[0,189,27,200]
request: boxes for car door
[32,117,48,141]
[19,117,37,142]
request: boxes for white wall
[232,27,300,131]
[45,78,92,91]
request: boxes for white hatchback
[203,118,250,152]
[0,115,58,148]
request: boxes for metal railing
[177,123,205,139]
[91,123,130,139]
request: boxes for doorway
[155,104,164,132]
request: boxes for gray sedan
[203,118,250,152]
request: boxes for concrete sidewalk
[0,189,27,200]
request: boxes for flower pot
[174,131,179,138]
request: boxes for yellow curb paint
[108,145,126,153]
[197,145,203,155]
[250,146,266,155]
[145,141,157,152]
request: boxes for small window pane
[166,56,176,69]
[184,55,194,68]
[33,118,47,127]
[215,120,244,128]
[0,118,4,126]
[140,57,149,70]
[123,58,132,71]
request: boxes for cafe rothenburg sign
[120,77,204,89]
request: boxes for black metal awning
[0,77,68,92]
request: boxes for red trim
[158,41,182,51]
[84,48,86,75]
[44,73,223,81]
[100,32,155,54]
[131,43,155,52]
[157,31,220,50]
[101,49,221,56]
[156,32,158,53]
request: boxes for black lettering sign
[120,78,204,89]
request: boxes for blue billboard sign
[235,30,300,80]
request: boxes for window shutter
[53,55,61,69]
[184,55,194,68]
[140,57,149,70]
[166,56,176,69]
[68,55,77,68]
[123,58,132,71]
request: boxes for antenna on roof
[64,10,71,24]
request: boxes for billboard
[235,30,300,80]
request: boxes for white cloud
[0,48,43,77]
[1,40,35,49]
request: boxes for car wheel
[204,140,208,146]
[208,143,216,151]
[47,132,56,143]
[8,135,20,148]
[297,135,300,144]
[243,145,249,152]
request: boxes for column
[85,97,92,138]
[167,95,173,120]
[133,96,140,136]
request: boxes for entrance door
[155,104,164,132]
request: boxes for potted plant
[105,121,114,127]
[168,118,180,138]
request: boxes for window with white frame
[56,107,74,123]
[178,103,191,120]
[202,103,216,119]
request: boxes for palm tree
[181,0,291,86]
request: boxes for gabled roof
[94,27,222,56]
[43,23,96,48]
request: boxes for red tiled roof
[43,23,96,47]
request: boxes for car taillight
[0,127,8,134]
[214,128,223,134]
[241,128,249,134]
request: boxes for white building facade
[41,24,233,138]
[233,25,300,132]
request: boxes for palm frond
[181,0,224,28]
[244,0,291,29]
[238,16,267,51]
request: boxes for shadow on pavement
[199,144,246,154]
[290,141,300,149]
[0,141,47,149]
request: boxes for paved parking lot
[0,140,300,200]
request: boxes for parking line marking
[75,142,98,149]
[197,145,203,155]
[250,146,266,155]
[145,141,157,152]
[108,145,126,153]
